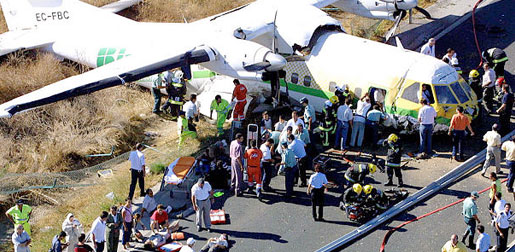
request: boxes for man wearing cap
[230,133,245,196]
[462,191,481,248]
[301,98,316,131]
[6,200,32,236]
[191,178,213,232]
[180,238,196,252]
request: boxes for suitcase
[210,209,227,224]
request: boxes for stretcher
[161,156,197,198]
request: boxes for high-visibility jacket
[344,163,369,183]
[233,84,247,102]
[486,48,508,64]
[178,117,190,134]
[210,99,230,114]
[6,204,32,224]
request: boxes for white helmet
[324,100,332,108]
[174,70,184,79]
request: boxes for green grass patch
[150,163,166,174]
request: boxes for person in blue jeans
[417,99,436,157]
[278,142,298,199]
[448,106,475,161]
[502,136,515,193]
[366,105,385,148]
[335,98,353,150]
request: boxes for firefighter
[342,184,364,214]
[232,79,247,124]
[383,133,403,187]
[468,70,482,101]
[344,163,377,188]
[318,100,337,148]
[161,70,185,119]
[482,47,508,78]
[210,95,231,136]
[363,185,389,213]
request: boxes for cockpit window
[459,80,473,98]
[434,85,458,104]
[450,82,469,103]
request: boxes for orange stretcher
[161,156,197,198]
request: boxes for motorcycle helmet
[387,133,399,143]
[469,69,479,78]
[367,164,377,174]
[353,184,363,194]
[329,95,339,105]
[363,185,373,195]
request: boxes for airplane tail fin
[0,0,131,31]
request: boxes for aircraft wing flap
[100,0,143,13]
[0,30,54,57]
[0,45,215,117]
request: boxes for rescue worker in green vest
[178,110,197,147]
[468,69,482,101]
[161,70,186,120]
[383,133,403,187]
[344,162,377,188]
[482,48,508,78]
[210,95,231,136]
[318,98,338,148]
[363,184,389,213]
[5,199,32,236]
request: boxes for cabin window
[401,82,420,103]
[303,76,312,87]
[450,82,469,103]
[329,82,337,92]
[434,85,458,104]
[291,73,299,84]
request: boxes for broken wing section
[0,29,54,57]
[0,45,215,117]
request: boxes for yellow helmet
[329,95,339,104]
[363,185,373,195]
[469,69,480,78]
[352,184,363,194]
[368,163,377,174]
[387,133,399,143]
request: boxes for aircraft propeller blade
[243,62,272,72]
[272,10,278,53]
[414,6,431,19]
[385,10,405,42]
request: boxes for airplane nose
[264,52,286,72]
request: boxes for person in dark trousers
[383,134,403,186]
[468,70,483,101]
[288,134,308,187]
[448,106,475,161]
[462,191,481,249]
[278,142,297,199]
[483,48,508,78]
[502,136,515,194]
[260,138,275,192]
[495,203,511,252]
[496,84,513,135]
[128,143,146,199]
[105,206,121,252]
[50,231,68,252]
[307,163,333,222]
[151,72,166,114]
[344,162,377,188]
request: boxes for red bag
[210,209,226,224]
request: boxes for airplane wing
[100,0,143,13]
[0,45,216,117]
[0,29,54,57]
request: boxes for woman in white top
[61,213,82,252]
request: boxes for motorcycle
[341,188,410,223]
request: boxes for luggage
[210,209,227,224]
[158,242,182,252]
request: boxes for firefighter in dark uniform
[363,184,389,213]
[383,133,403,187]
[318,98,338,148]
[344,162,377,188]
[468,70,482,101]
[341,183,364,214]
[482,48,509,78]
[161,70,186,120]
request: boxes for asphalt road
[129,0,515,251]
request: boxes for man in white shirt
[335,98,353,150]
[91,211,108,252]
[417,99,437,157]
[495,203,511,251]
[179,238,196,252]
[481,124,501,175]
[191,178,213,232]
[274,115,287,132]
[420,38,435,57]
[482,63,496,113]
[502,135,515,193]
[307,163,332,221]
[260,138,275,192]
[285,111,304,133]
[183,94,199,121]
[128,143,146,199]
[490,192,506,218]
[350,96,371,148]
[475,225,490,252]
[141,189,157,216]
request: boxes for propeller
[381,0,431,42]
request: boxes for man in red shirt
[232,79,247,122]
[150,204,169,233]
[244,140,263,199]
